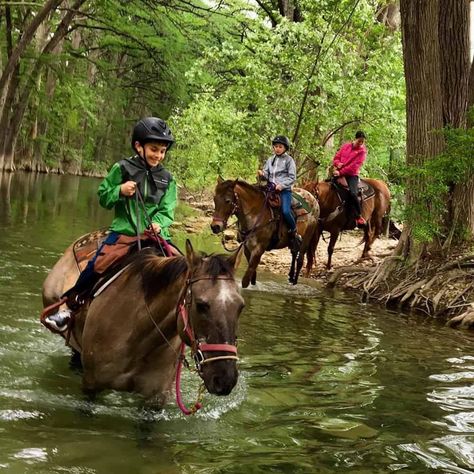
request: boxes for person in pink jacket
[332,131,367,225]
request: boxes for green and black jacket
[97,155,177,240]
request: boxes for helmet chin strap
[139,143,151,169]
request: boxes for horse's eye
[225,198,232,204]
[196,301,210,313]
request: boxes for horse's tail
[381,201,391,237]
[377,196,401,240]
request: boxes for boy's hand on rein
[121,181,136,197]
[150,223,161,234]
[275,184,283,191]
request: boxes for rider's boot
[44,293,83,332]
[45,308,72,332]
[288,229,302,253]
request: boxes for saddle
[70,230,181,307]
[320,177,375,230]
[267,190,311,219]
[332,176,375,202]
[41,232,177,338]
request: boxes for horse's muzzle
[202,362,238,396]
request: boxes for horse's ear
[217,175,224,184]
[185,239,200,267]
[227,244,244,271]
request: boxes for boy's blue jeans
[280,189,296,232]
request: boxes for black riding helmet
[272,135,291,151]
[131,117,175,152]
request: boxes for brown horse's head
[179,240,245,395]
[211,177,237,234]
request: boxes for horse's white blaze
[216,280,239,305]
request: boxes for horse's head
[179,240,245,396]
[211,177,237,234]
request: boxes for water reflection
[0,172,474,473]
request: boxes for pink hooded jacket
[332,142,367,176]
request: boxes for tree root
[326,252,474,330]
[447,307,474,329]
[326,266,374,288]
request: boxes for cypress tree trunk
[398,0,444,257]
[440,0,474,242]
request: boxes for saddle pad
[292,189,313,217]
[291,189,311,215]
[73,229,109,272]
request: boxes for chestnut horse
[210,178,320,287]
[305,178,391,269]
[42,239,245,405]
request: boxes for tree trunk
[0,65,19,169]
[399,0,445,255]
[22,19,53,169]
[376,3,401,30]
[438,0,469,129]
[278,0,302,22]
[439,0,474,241]
[0,0,63,101]
[1,0,86,171]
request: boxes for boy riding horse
[45,117,178,332]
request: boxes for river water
[0,171,473,474]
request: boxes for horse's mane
[128,248,235,300]
[219,178,264,196]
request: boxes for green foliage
[169,0,406,190]
[403,127,474,243]
[5,0,406,216]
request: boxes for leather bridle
[177,274,238,372]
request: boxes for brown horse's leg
[250,270,257,286]
[242,247,263,288]
[291,250,306,285]
[243,246,257,286]
[327,232,339,269]
[304,224,319,276]
[361,222,376,258]
[288,249,298,284]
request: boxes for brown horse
[304,178,391,269]
[42,239,245,404]
[210,178,320,288]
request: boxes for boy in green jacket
[45,117,177,332]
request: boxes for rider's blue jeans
[280,189,296,232]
